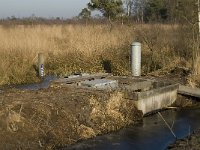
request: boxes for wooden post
[38,53,45,77]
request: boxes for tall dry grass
[0,24,135,85]
[0,24,194,85]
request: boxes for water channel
[64,108,200,150]
[15,76,57,90]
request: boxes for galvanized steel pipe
[131,42,141,76]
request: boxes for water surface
[65,109,200,150]
[16,76,57,90]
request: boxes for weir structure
[42,42,199,115]
[52,73,179,115]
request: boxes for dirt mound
[0,87,142,149]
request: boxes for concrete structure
[81,79,118,90]
[178,85,200,98]
[112,77,179,115]
[52,73,179,115]
[126,84,179,115]
[54,73,110,84]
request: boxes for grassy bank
[0,24,196,85]
[0,87,142,149]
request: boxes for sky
[0,0,90,19]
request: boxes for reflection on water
[65,109,200,150]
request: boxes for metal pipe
[131,42,141,76]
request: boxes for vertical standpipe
[131,42,141,76]
[38,53,45,77]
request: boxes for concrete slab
[81,79,118,90]
[178,85,200,98]
[121,80,153,92]
[54,73,110,84]
[66,73,90,79]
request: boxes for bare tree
[124,0,134,16]
[132,0,146,23]
[123,0,147,22]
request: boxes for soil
[0,86,142,149]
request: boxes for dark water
[15,76,57,90]
[65,109,200,150]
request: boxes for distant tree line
[1,0,198,25]
[0,15,110,26]
[79,0,198,24]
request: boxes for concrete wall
[134,90,177,115]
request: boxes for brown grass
[0,24,135,85]
[0,23,195,85]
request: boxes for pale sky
[0,0,90,19]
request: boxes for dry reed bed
[0,24,192,85]
[0,24,134,85]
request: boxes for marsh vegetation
[0,23,199,86]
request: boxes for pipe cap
[131,42,141,46]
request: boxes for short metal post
[38,53,45,77]
[131,42,141,76]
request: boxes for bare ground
[0,86,142,149]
